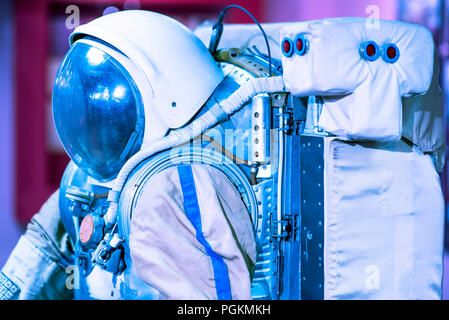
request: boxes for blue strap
[177,165,232,300]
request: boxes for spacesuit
[1,10,283,300]
[0,9,445,300]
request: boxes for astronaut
[0,8,445,301]
[0,9,285,300]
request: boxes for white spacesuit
[0,9,445,300]
[1,10,283,300]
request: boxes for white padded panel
[323,138,444,299]
[281,18,435,141]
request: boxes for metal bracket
[65,186,96,217]
[271,214,299,240]
[250,94,271,164]
[214,48,278,78]
[271,92,288,108]
[300,134,325,300]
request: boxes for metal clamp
[91,233,124,269]
[271,214,297,240]
[275,111,295,134]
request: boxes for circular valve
[360,41,380,61]
[281,37,294,57]
[294,34,308,56]
[382,43,400,63]
[79,214,105,247]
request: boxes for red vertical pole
[15,0,51,224]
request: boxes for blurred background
[0,0,448,299]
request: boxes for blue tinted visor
[52,41,144,181]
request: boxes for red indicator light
[366,44,376,57]
[296,38,303,52]
[387,46,396,59]
[283,40,291,54]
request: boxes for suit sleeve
[1,190,75,300]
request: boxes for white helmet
[52,10,224,181]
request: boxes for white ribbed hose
[104,76,285,227]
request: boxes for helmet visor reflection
[52,41,144,181]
